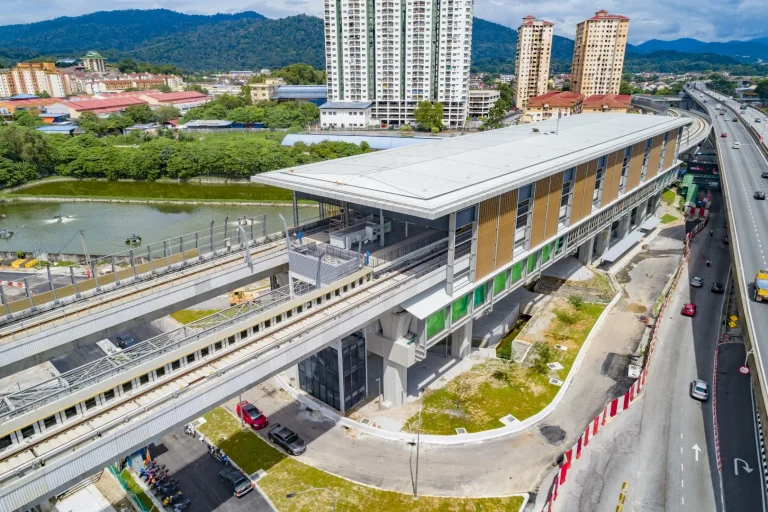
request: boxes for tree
[124,104,154,124]
[12,110,44,128]
[497,82,513,111]
[157,84,172,93]
[271,63,326,85]
[619,80,633,95]
[482,102,507,131]
[36,91,51,99]
[153,105,181,124]
[185,84,209,95]
[756,80,768,102]
[413,101,443,132]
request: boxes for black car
[219,468,253,498]
[115,335,137,349]
[755,191,766,200]
[268,424,306,455]
[733,117,739,122]
[762,171,768,179]
[711,282,725,294]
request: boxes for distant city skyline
[2,0,767,44]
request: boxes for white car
[691,276,704,288]
[733,142,741,149]
[690,379,709,401]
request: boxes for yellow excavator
[229,288,256,306]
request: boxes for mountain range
[0,9,765,75]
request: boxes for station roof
[282,133,439,150]
[252,114,691,219]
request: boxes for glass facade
[298,344,340,410]
[474,284,487,308]
[527,251,539,273]
[452,294,469,323]
[493,270,508,294]
[341,334,366,412]
[511,261,524,283]
[427,309,447,339]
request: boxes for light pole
[375,377,382,410]
[286,488,338,512]
[413,387,426,500]
[745,348,755,367]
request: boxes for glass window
[201,347,209,358]
[559,168,575,227]
[527,251,539,273]
[264,319,271,328]
[171,359,181,371]
[473,285,487,307]
[214,341,222,351]
[426,309,447,339]
[555,236,566,255]
[139,374,149,386]
[104,389,116,402]
[20,425,35,440]
[542,242,553,263]
[64,406,78,420]
[659,132,669,172]
[640,138,652,182]
[511,261,524,283]
[43,415,57,430]
[85,397,97,410]
[493,271,508,294]
[451,294,469,323]
[186,353,196,364]
[155,366,166,378]
[0,435,11,451]
[122,381,133,393]
[619,146,632,193]
[240,329,248,339]
[593,157,606,208]
[515,184,533,253]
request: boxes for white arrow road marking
[692,444,701,462]
[735,458,754,476]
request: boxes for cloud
[0,0,765,43]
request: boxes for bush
[554,309,578,326]
[530,342,554,375]
[15,250,25,259]
[567,295,584,310]
[497,341,515,361]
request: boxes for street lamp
[745,348,755,367]
[286,488,338,512]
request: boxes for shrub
[15,250,25,259]
[530,342,554,375]
[497,342,515,361]
[554,309,578,326]
[567,295,584,310]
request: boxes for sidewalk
[212,225,687,497]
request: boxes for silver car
[691,276,704,288]
[690,379,709,401]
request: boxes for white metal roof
[253,114,691,219]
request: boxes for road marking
[681,446,684,454]
[681,463,684,471]
[681,479,684,488]
[693,444,701,462]
[735,458,755,475]
[682,496,685,505]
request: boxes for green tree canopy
[414,101,444,132]
[12,110,44,128]
[124,104,155,124]
[153,105,181,124]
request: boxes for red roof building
[61,97,147,118]
[582,94,633,113]
[523,91,584,123]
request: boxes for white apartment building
[467,89,500,119]
[324,0,474,128]
[0,62,74,98]
[570,10,630,96]
[514,16,553,109]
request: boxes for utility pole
[414,388,424,500]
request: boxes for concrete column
[578,236,595,266]
[446,212,457,295]
[451,318,472,359]
[283,364,300,388]
[379,209,386,247]
[382,357,407,408]
[617,215,632,239]
[636,200,648,223]
[594,228,611,260]
[292,191,299,228]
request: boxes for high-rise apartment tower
[324,0,474,128]
[514,15,553,109]
[570,10,629,96]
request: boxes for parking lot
[148,427,272,511]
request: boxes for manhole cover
[549,378,563,387]
[547,362,564,371]
[500,414,518,426]
[540,425,567,445]
[360,418,371,425]
[455,427,467,434]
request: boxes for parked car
[711,282,725,294]
[681,303,697,317]
[733,117,739,122]
[236,401,268,430]
[755,191,766,200]
[690,379,709,401]
[219,468,253,498]
[691,276,703,288]
[115,335,137,349]
[268,424,306,455]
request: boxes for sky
[2,0,767,43]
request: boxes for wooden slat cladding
[626,141,645,191]
[496,190,517,269]
[570,162,590,224]
[645,134,664,180]
[662,129,678,170]
[475,197,499,279]
[604,149,623,203]
[583,159,598,211]
[529,177,551,248]
[545,171,564,239]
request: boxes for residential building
[60,91,211,119]
[251,78,283,103]
[0,97,63,114]
[468,89,501,119]
[582,94,632,114]
[0,62,75,98]
[515,16,554,109]
[570,10,630,96]
[324,0,474,128]
[522,91,584,123]
[320,101,375,129]
[81,51,107,73]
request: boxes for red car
[681,303,697,317]
[236,401,268,429]
[721,132,727,138]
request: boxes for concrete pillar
[382,357,407,408]
[594,228,611,259]
[636,200,648,223]
[451,318,472,359]
[617,215,632,239]
[578,236,595,266]
[283,364,300,388]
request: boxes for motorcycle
[184,424,196,437]
[148,474,174,489]
[173,498,192,512]
[156,484,180,498]
[211,448,230,466]
[162,492,184,507]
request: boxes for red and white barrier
[687,206,710,218]
[544,216,707,511]
[0,280,24,288]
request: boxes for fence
[543,216,707,511]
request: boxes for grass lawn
[120,469,159,512]
[403,301,606,435]
[10,180,293,202]
[170,309,221,324]
[660,214,677,224]
[661,189,676,205]
[198,408,524,512]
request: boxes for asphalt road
[148,428,272,512]
[552,195,729,511]
[716,342,766,512]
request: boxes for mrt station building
[253,114,690,411]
